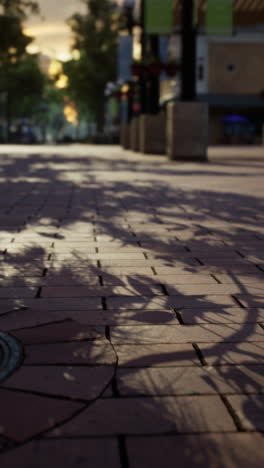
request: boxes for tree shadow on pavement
[0,147,264,466]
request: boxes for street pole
[139,0,147,114]
[148,35,160,114]
[167,0,207,161]
[140,0,160,114]
[181,0,197,101]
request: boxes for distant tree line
[64,0,120,133]
[0,0,44,141]
[0,0,122,141]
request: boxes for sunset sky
[24,0,127,61]
[25,0,87,61]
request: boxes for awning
[173,0,264,26]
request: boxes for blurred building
[173,0,264,144]
[118,0,264,147]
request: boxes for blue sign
[224,115,248,123]
[118,36,133,82]
[159,36,169,81]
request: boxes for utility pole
[168,0,207,161]
[181,0,197,101]
[139,0,147,114]
[148,35,160,114]
[140,0,160,114]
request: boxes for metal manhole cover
[0,332,23,382]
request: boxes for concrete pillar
[130,117,140,152]
[139,112,166,154]
[120,123,131,149]
[167,102,208,161]
[209,113,224,145]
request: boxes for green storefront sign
[206,0,233,35]
[145,0,173,35]
[109,98,118,120]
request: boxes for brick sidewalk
[0,144,264,467]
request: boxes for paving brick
[126,434,264,468]
[196,258,254,267]
[175,233,220,241]
[166,284,251,295]
[0,277,41,287]
[59,228,94,235]
[53,241,98,248]
[146,257,200,267]
[118,363,264,396]
[48,260,99,268]
[225,240,264,248]
[213,273,264,284]
[96,242,139,249]
[180,307,264,324]
[110,324,264,344]
[10,297,102,310]
[2,308,176,329]
[227,394,264,431]
[41,284,163,298]
[235,295,264,308]
[157,274,217,284]
[106,296,169,310]
[0,389,83,442]
[99,259,153,267]
[244,254,264,263]
[0,287,37,298]
[184,240,230,250]
[8,240,53,247]
[155,265,259,275]
[11,321,105,343]
[46,395,235,436]
[4,253,49,263]
[13,234,58,241]
[0,439,121,468]
[0,235,13,243]
[24,341,116,365]
[142,245,188,253]
[46,265,102,275]
[199,342,264,365]
[115,344,199,367]
[3,366,114,400]
[0,216,27,225]
[94,229,133,236]
[52,246,97,253]
[107,295,236,310]
[96,235,135,241]
[100,267,154,276]
[98,246,142,253]
[188,250,241,258]
[50,252,146,261]
[132,226,173,233]
[0,306,112,330]
[100,275,160,287]
[105,309,177,325]
[6,246,52,255]
[41,275,100,286]
[140,240,184,249]
[0,266,44,276]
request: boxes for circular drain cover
[0,332,23,382]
